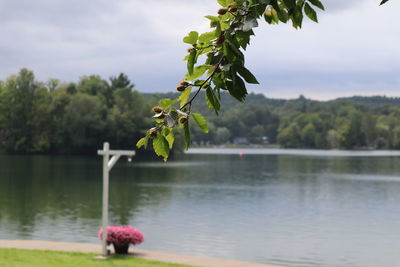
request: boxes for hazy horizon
[140,89,400,101]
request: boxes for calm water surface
[1,149,400,267]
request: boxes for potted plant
[98,226,144,254]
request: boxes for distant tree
[46,78,60,91]
[65,82,77,94]
[392,126,400,149]
[110,73,134,90]
[0,69,153,154]
[301,123,316,148]
[108,87,152,148]
[77,75,112,107]
[326,129,339,149]
[215,127,231,145]
[30,84,52,152]
[49,87,72,151]
[64,94,107,152]
[0,69,37,152]
[250,124,265,143]
[278,122,301,148]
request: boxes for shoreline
[185,147,400,157]
[0,240,284,267]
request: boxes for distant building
[233,137,250,145]
[262,136,269,144]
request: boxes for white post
[98,142,136,257]
[101,142,110,257]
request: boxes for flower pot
[98,226,144,254]
[113,243,129,254]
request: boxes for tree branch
[180,56,224,111]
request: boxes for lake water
[1,149,400,267]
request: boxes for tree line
[155,93,400,150]
[1,69,399,154]
[0,69,152,154]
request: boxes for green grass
[0,248,195,267]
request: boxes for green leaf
[193,80,206,86]
[199,31,217,43]
[215,21,222,35]
[183,31,199,45]
[187,50,196,76]
[198,46,213,56]
[179,87,192,108]
[308,0,325,10]
[143,135,150,148]
[264,12,274,24]
[270,0,280,11]
[165,131,174,149]
[183,121,191,150]
[206,53,214,65]
[265,9,279,24]
[226,75,248,102]
[304,3,318,22]
[226,0,235,7]
[136,137,146,148]
[292,6,304,29]
[234,74,248,101]
[159,98,178,108]
[217,0,227,7]
[283,0,296,8]
[153,133,170,161]
[236,66,259,84]
[223,43,235,62]
[256,3,268,17]
[206,87,220,114]
[278,9,289,23]
[272,9,279,23]
[192,113,208,133]
[162,127,171,136]
[212,74,225,89]
[186,65,210,80]
[205,15,220,22]
[236,31,251,50]
[138,134,150,149]
[226,39,244,60]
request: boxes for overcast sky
[0,0,399,100]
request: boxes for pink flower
[98,226,144,246]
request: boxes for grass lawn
[0,248,195,267]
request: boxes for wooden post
[98,142,135,257]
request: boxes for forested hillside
[150,92,400,149]
[1,69,399,154]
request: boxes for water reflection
[0,155,180,241]
[1,152,400,267]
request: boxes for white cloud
[0,0,398,99]
[244,0,400,99]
